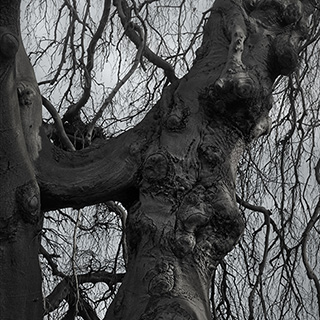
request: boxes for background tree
[0,0,320,319]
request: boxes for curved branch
[116,0,178,83]
[37,130,137,210]
[36,105,159,211]
[236,195,272,216]
[63,0,112,122]
[42,96,76,151]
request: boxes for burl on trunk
[105,1,310,319]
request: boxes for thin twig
[42,96,76,151]
[72,208,82,315]
[85,6,146,143]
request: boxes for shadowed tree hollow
[1,0,320,319]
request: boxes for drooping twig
[63,0,112,123]
[85,10,146,144]
[116,0,178,83]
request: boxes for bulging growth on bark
[102,1,312,319]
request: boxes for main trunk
[104,1,309,319]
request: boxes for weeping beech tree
[1,0,320,319]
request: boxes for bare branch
[63,0,112,122]
[42,96,76,151]
[85,12,146,144]
[116,0,178,83]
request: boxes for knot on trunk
[273,35,299,76]
[0,28,19,59]
[16,180,41,223]
[146,261,175,296]
[17,84,36,108]
[142,152,169,182]
[282,1,303,25]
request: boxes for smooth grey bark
[0,0,313,319]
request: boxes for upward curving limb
[35,117,154,211]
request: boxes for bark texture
[102,1,310,319]
[0,1,43,318]
[0,0,312,319]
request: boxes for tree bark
[0,0,312,319]
[0,1,44,318]
[103,1,311,319]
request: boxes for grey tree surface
[0,1,320,319]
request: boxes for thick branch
[36,106,159,211]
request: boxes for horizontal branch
[36,103,160,211]
[36,130,137,211]
[236,195,272,216]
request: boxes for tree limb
[36,104,159,211]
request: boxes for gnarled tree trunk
[0,0,312,319]
[104,1,311,319]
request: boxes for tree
[1,0,320,319]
